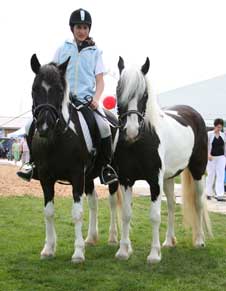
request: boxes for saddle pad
[77,111,93,153]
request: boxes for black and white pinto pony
[112,57,212,264]
[28,55,119,263]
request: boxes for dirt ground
[0,164,108,198]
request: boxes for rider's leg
[93,107,118,185]
[17,119,34,181]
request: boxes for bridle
[32,102,62,132]
[118,110,145,130]
[117,91,148,132]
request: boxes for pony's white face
[117,57,150,142]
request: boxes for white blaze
[125,98,139,140]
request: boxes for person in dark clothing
[206,118,226,201]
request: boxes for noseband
[118,110,145,131]
[32,103,61,128]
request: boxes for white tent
[158,74,226,125]
[7,127,26,138]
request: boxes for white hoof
[115,249,129,260]
[71,248,85,263]
[40,244,55,259]
[115,243,133,260]
[194,238,205,248]
[162,236,177,248]
[85,234,98,246]
[147,248,161,264]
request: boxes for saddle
[69,98,100,150]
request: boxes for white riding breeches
[93,106,111,138]
[206,155,226,197]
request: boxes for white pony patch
[125,98,139,140]
[164,110,180,116]
[41,81,51,93]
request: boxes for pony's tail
[181,168,212,244]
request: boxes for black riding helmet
[69,9,92,30]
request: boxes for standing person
[206,118,226,201]
[17,8,118,185]
[12,138,21,166]
[20,137,30,165]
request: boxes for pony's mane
[118,66,161,128]
[145,79,162,129]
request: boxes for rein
[70,94,120,129]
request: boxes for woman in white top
[206,118,226,201]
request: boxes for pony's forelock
[118,66,161,128]
[118,66,146,106]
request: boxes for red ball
[103,96,116,110]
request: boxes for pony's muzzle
[125,115,139,142]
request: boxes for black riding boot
[17,162,34,182]
[100,136,118,185]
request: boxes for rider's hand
[90,99,99,110]
[208,154,213,161]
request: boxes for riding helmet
[69,9,92,30]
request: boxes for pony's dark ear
[141,57,150,75]
[58,57,70,76]
[118,56,125,75]
[31,54,41,74]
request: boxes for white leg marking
[108,194,118,245]
[71,199,85,263]
[115,186,133,260]
[85,191,98,245]
[40,201,56,259]
[162,179,177,247]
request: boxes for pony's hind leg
[162,178,177,247]
[85,180,98,245]
[71,173,85,263]
[115,185,133,260]
[40,181,56,259]
[108,182,120,245]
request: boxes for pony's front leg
[85,180,98,245]
[40,181,56,259]
[147,177,163,264]
[162,178,177,247]
[71,175,85,263]
[115,185,133,260]
[108,182,120,245]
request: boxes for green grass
[0,196,226,291]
